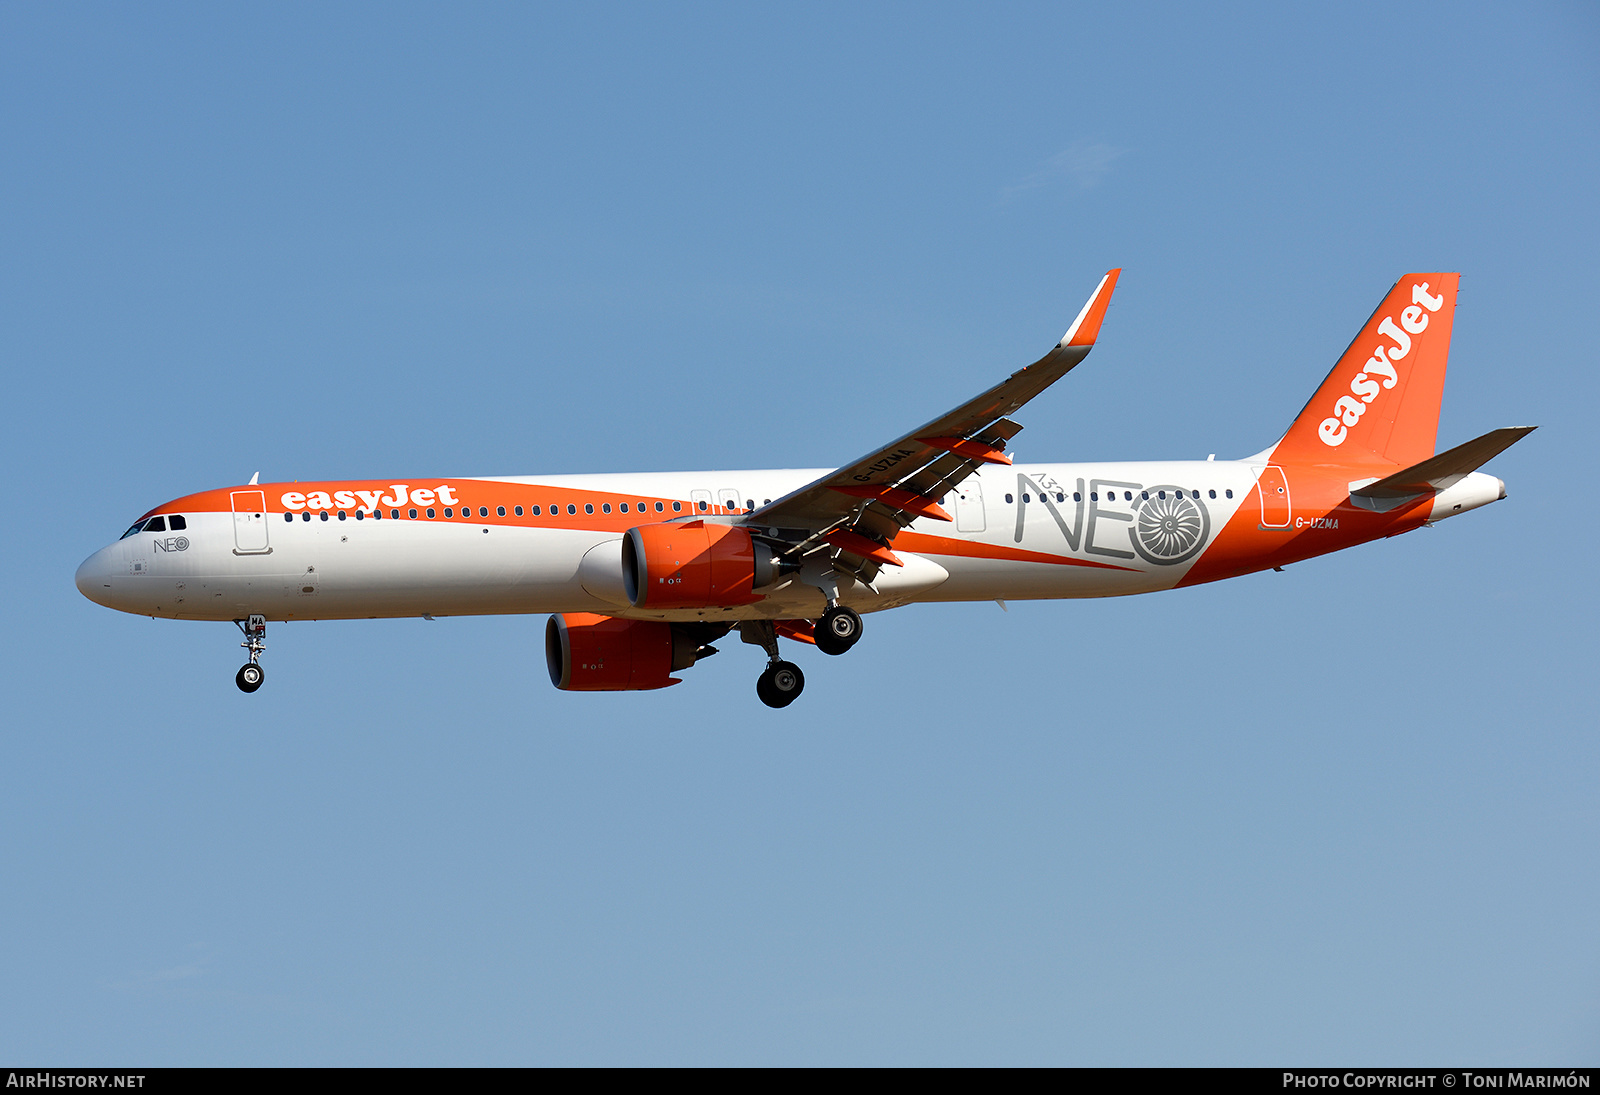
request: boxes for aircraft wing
[743,269,1120,582]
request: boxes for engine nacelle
[545,613,703,691]
[622,521,774,609]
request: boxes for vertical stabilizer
[1272,273,1459,468]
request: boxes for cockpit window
[120,519,147,539]
[144,515,167,533]
[168,515,187,531]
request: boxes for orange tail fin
[1272,273,1459,469]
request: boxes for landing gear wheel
[756,660,805,708]
[236,663,265,693]
[814,605,863,656]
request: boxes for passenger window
[320,512,329,522]
[391,510,399,519]
[658,502,667,512]
[746,499,755,510]
[1022,494,1030,503]
[1005,493,1014,503]
[602,503,611,513]
[672,501,681,512]
[531,505,541,515]
[497,506,506,517]
[1208,490,1216,499]
[567,504,576,515]
[1073,492,1082,502]
[1225,489,1233,499]
[763,499,771,505]
[697,500,707,511]
[338,511,348,520]
[409,508,418,519]
[444,508,453,517]
[355,511,364,520]
[169,515,187,531]
[619,503,628,513]
[1090,492,1098,501]
[146,516,167,533]
[305,512,313,522]
[1056,493,1065,503]
[427,508,436,518]
[283,513,293,523]
[1124,491,1133,501]
[515,506,523,516]
[585,503,594,514]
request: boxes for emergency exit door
[951,481,986,533]
[1252,466,1291,528]
[231,490,271,554]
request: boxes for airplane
[74,270,1533,708]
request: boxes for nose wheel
[814,605,862,656]
[234,615,267,693]
[236,663,265,692]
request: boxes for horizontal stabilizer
[1350,427,1536,500]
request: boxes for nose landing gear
[234,615,266,693]
[740,620,805,708]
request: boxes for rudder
[1272,273,1459,468]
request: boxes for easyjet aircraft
[75,271,1531,707]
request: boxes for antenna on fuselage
[248,472,259,485]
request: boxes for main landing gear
[757,661,805,709]
[740,620,805,709]
[234,615,266,693]
[814,605,862,656]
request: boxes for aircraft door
[1252,466,1291,528]
[690,489,713,515]
[951,481,986,533]
[231,490,271,554]
[717,488,742,514]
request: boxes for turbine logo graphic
[1131,486,1209,565]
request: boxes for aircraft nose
[75,546,115,605]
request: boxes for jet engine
[622,521,783,609]
[545,613,713,691]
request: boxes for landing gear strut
[234,615,266,693]
[740,620,805,709]
[814,605,863,656]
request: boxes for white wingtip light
[1058,268,1122,347]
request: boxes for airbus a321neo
[75,270,1532,708]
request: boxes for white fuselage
[76,461,1275,623]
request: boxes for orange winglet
[919,437,1012,465]
[1061,268,1121,347]
[829,485,953,522]
[774,620,817,645]
[823,527,904,567]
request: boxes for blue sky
[1,1,1595,1065]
